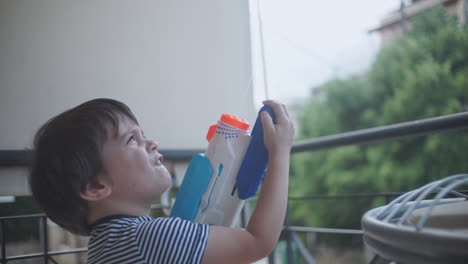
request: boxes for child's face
[100,116,171,206]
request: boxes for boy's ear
[80,176,112,201]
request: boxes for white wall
[0,0,257,195]
[0,0,256,150]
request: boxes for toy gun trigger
[230,184,237,197]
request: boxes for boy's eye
[127,135,136,144]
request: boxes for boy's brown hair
[29,98,138,235]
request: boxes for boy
[30,98,294,264]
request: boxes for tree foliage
[290,6,468,236]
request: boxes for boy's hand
[260,100,295,156]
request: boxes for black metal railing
[0,111,467,263]
[0,214,87,264]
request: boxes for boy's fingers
[282,104,290,118]
[263,100,287,123]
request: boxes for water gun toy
[170,106,276,226]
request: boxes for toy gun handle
[170,154,212,221]
[236,105,276,199]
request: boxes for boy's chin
[161,178,172,193]
[152,175,172,196]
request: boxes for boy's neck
[87,200,152,226]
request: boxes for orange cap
[220,113,250,131]
[206,113,250,142]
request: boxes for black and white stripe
[87,216,209,264]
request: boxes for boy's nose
[146,139,158,152]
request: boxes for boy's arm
[202,100,295,264]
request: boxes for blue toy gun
[170,106,276,226]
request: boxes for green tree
[290,6,468,243]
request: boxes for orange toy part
[206,113,250,142]
[206,124,217,142]
[220,113,250,131]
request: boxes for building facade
[370,0,467,44]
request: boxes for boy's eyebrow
[119,127,139,141]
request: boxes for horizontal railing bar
[160,149,205,161]
[0,150,32,166]
[287,190,468,201]
[0,149,205,166]
[4,252,44,261]
[150,204,171,209]
[0,213,45,220]
[288,192,404,200]
[48,248,88,256]
[286,225,363,235]
[4,248,88,261]
[0,204,170,220]
[292,112,468,153]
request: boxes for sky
[256,0,401,105]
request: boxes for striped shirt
[87,215,210,264]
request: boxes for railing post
[48,256,59,264]
[42,216,48,264]
[1,220,6,264]
[240,202,252,228]
[268,252,275,264]
[285,207,293,264]
[240,207,246,228]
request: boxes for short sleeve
[135,217,210,264]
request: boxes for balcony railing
[1,111,467,263]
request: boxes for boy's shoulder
[89,215,178,238]
[87,216,210,264]
[90,215,153,231]
[91,215,201,232]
